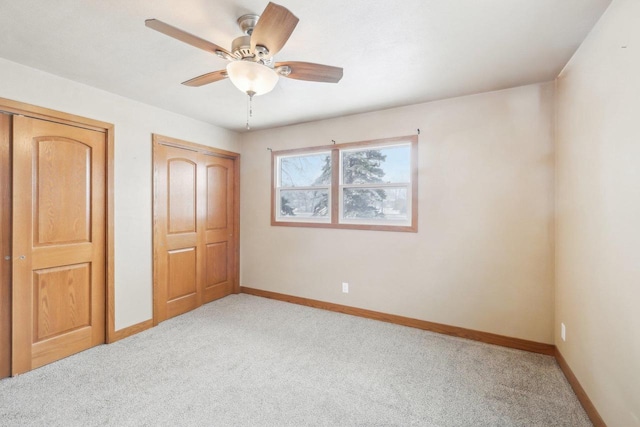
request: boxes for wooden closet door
[12,115,106,375]
[153,136,238,324]
[154,144,202,322]
[202,154,235,303]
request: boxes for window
[276,151,331,222]
[272,135,417,232]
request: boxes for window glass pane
[343,187,408,220]
[280,189,329,218]
[280,153,331,187]
[342,145,410,185]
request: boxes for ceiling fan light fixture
[226,61,278,96]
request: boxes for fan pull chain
[246,91,256,130]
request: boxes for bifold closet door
[201,153,235,303]
[154,140,237,324]
[12,115,106,375]
[154,144,202,321]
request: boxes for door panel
[35,138,91,244]
[155,145,201,322]
[12,116,105,375]
[154,138,237,324]
[33,263,91,342]
[168,159,198,234]
[202,155,235,303]
[167,248,197,300]
[206,243,228,286]
[206,165,228,230]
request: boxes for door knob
[3,256,9,261]
[18,255,25,260]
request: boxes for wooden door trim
[0,97,110,133]
[152,134,240,326]
[0,114,11,378]
[154,133,240,159]
[0,98,117,348]
[105,123,116,343]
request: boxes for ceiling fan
[145,2,344,98]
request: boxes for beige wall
[0,58,241,330]
[555,0,640,425]
[241,82,556,344]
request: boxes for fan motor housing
[231,36,273,65]
[231,36,252,59]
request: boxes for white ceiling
[0,0,611,132]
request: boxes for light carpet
[0,294,591,426]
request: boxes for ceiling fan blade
[276,62,343,83]
[182,70,228,87]
[250,3,299,59]
[145,19,232,58]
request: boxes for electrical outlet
[342,282,349,293]
[561,323,566,342]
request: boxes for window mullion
[330,149,340,225]
[279,185,330,191]
[341,182,411,189]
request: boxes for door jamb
[0,114,11,378]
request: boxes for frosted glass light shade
[226,61,279,96]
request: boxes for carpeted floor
[0,294,590,426]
